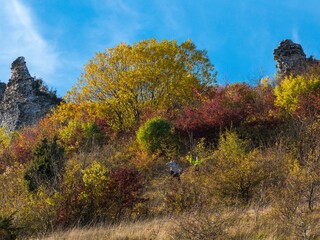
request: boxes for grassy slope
[33,208,284,240]
[36,218,172,240]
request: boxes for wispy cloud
[154,0,189,39]
[88,0,143,48]
[0,0,59,83]
[292,28,300,43]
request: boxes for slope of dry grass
[28,205,320,240]
[34,218,173,240]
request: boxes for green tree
[24,137,64,192]
[67,39,216,129]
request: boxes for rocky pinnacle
[0,57,61,131]
[274,39,319,77]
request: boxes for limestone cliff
[274,39,319,77]
[0,57,62,131]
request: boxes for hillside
[1,39,320,240]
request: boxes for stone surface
[0,83,6,102]
[0,57,62,131]
[274,39,319,77]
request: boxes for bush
[174,83,255,140]
[0,213,21,240]
[137,117,175,154]
[171,210,235,240]
[55,158,144,227]
[59,120,105,153]
[212,130,266,204]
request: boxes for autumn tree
[252,77,278,122]
[0,128,11,172]
[0,127,11,151]
[66,39,216,130]
[272,126,320,239]
[212,130,266,204]
[274,74,320,117]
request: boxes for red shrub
[109,167,144,219]
[174,83,255,138]
[295,91,320,119]
[9,127,39,164]
[55,166,144,227]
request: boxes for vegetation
[1,39,320,239]
[275,74,320,114]
[67,39,216,130]
[137,117,175,154]
[24,137,64,192]
[0,213,20,240]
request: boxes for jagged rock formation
[0,57,62,131]
[274,39,319,77]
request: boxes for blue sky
[0,0,319,97]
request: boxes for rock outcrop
[0,57,62,131]
[274,39,319,77]
[0,83,6,102]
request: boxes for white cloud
[0,0,59,83]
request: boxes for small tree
[24,136,64,192]
[274,74,320,115]
[213,130,266,204]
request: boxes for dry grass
[31,210,270,240]
[29,206,320,240]
[33,218,173,240]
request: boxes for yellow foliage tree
[0,127,11,154]
[213,130,266,204]
[66,39,216,129]
[274,75,320,113]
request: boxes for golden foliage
[66,39,216,129]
